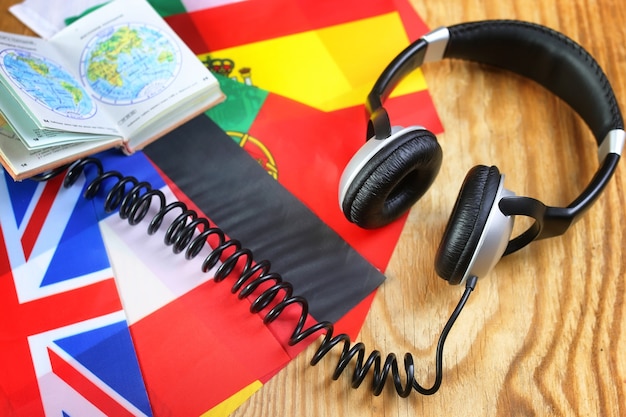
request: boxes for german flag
[144,114,388,326]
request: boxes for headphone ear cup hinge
[367,107,392,140]
[499,196,577,255]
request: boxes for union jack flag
[0,169,152,416]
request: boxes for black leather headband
[445,21,624,143]
[368,20,624,142]
[365,20,624,254]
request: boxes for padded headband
[366,20,624,254]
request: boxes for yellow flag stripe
[200,380,264,417]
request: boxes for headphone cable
[38,158,479,398]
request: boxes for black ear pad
[435,165,502,284]
[342,130,442,228]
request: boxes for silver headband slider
[598,129,625,162]
[422,27,450,63]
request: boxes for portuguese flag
[206,74,442,272]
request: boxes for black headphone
[339,20,624,285]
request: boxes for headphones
[339,20,624,285]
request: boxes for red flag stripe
[186,0,398,51]
[19,279,122,336]
[20,174,64,260]
[0,225,11,277]
[48,348,137,417]
[0,229,45,416]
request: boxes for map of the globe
[0,49,96,119]
[81,24,181,105]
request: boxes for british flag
[0,168,152,416]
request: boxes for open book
[0,0,224,180]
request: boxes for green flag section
[146,0,186,16]
[208,74,269,134]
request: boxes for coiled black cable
[45,157,477,398]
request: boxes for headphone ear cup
[342,129,442,228]
[435,165,502,285]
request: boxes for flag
[0,169,151,416]
[161,0,431,111]
[8,0,244,38]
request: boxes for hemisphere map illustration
[81,23,181,105]
[0,23,181,120]
[0,49,96,119]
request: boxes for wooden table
[233,1,626,416]
[2,0,624,416]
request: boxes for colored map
[81,24,181,105]
[0,49,96,119]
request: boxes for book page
[50,0,221,139]
[0,81,119,149]
[0,31,120,136]
[0,119,118,180]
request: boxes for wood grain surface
[1,1,623,416]
[230,1,626,416]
